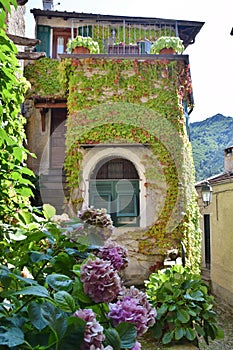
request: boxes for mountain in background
[189,114,233,181]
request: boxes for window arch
[89,157,140,227]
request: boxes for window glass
[57,37,64,54]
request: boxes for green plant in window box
[150,36,184,54]
[66,35,100,54]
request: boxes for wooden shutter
[117,193,137,216]
[116,180,138,216]
[37,25,51,57]
[89,181,113,213]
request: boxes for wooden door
[50,109,67,168]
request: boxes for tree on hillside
[0,0,34,222]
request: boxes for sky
[25,0,233,123]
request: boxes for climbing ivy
[24,58,63,98]
[24,56,201,272]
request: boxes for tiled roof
[196,171,233,187]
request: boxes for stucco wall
[197,180,233,306]
[210,181,233,305]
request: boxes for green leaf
[54,291,76,313]
[175,327,185,340]
[104,328,121,350]
[194,323,205,336]
[30,251,51,263]
[43,203,56,219]
[177,308,190,323]
[14,285,50,298]
[215,328,224,340]
[162,330,174,345]
[151,322,163,339]
[116,322,137,349]
[28,302,48,331]
[189,290,204,301]
[46,274,73,292]
[8,230,27,241]
[0,326,25,347]
[40,302,63,326]
[73,277,92,304]
[13,146,24,162]
[185,327,196,341]
[58,316,85,350]
[17,187,33,197]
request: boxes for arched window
[89,157,139,227]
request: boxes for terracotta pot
[72,46,90,54]
[159,48,176,54]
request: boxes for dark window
[204,214,211,269]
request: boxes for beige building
[196,145,233,307]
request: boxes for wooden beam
[35,102,67,109]
[16,52,46,60]
[7,34,40,47]
[40,108,47,132]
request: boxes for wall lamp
[201,181,213,207]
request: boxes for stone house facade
[23,5,204,284]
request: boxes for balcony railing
[70,18,179,55]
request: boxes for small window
[89,158,139,227]
[57,37,65,54]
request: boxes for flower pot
[72,46,90,54]
[159,48,176,54]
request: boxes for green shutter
[90,193,111,213]
[117,193,137,216]
[37,25,51,57]
[89,180,139,226]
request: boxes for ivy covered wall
[24,57,201,275]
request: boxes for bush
[145,265,224,346]
[0,205,156,349]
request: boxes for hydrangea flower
[131,341,141,350]
[80,257,121,303]
[108,286,156,337]
[78,207,114,229]
[98,241,129,271]
[73,308,105,350]
[119,286,156,328]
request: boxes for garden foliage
[145,265,224,346]
[0,0,34,222]
[0,205,156,349]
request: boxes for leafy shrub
[0,205,156,349]
[0,0,34,222]
[145,265,224,346]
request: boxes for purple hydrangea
[131,341,141,350]
[98,241,129,271]
[73,308,105,350]
[80,257,121,303]
[119,286,156,328]
[108,286,156,338]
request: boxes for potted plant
[66,35,100,54]
[150,36,184,54]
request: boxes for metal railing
[70,18,179,55]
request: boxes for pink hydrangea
[80,257,121,303]
[73,308,105,350]
[108,286,156,337]
[131,341,141,350]
[98,241,129,271]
